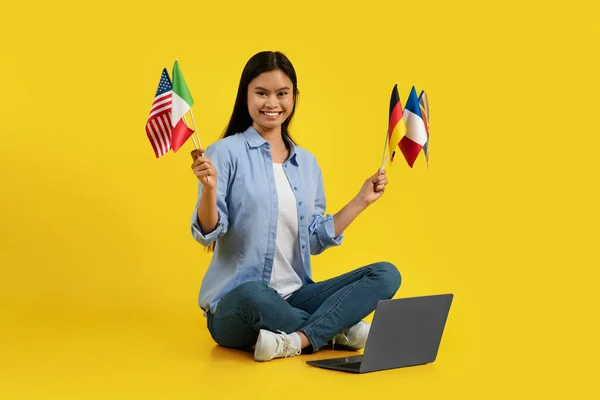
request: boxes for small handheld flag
[171,60,196,152]
[387,84,407,164]
[399,86,428,168]
[145,69,173,158]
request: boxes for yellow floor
[3,304,486,400]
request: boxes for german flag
[387,84,407,162]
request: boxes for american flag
[146,69,173,158]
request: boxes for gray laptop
[306,294,453,373]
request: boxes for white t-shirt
[269,163,303,298]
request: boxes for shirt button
[300,216,304,220]
[302,245,305,250]
[294,187,297,190]
[284,165,287,168]
[299,201,303,206]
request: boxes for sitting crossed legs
[206,262,401,361]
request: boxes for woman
[191,51,401,362]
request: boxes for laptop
[306,294,453,373]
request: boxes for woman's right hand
[191,149,217,190]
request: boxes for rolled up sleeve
[191,208,227,246]
[190,145,230,247]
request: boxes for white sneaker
[254,329,301,361]
[332,321,370,350]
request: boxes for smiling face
[247,70,294,135]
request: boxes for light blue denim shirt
[191,126,344,314]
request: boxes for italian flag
[170,60,195,152]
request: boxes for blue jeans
[206,262,401,351]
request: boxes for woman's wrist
[201,186,217,196]
[352,194,370,211]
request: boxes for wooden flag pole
[190,133,199,149]
[188,109,202,150]
[184,111,210,182]
[379,129,389,174]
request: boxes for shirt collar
[242,126,299,166]
[242,126,266,148]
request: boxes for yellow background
[2,0,598,398]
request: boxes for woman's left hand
[357,169,388,207]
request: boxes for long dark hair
[221,51,300,145]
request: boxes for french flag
[399,87,428,168]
